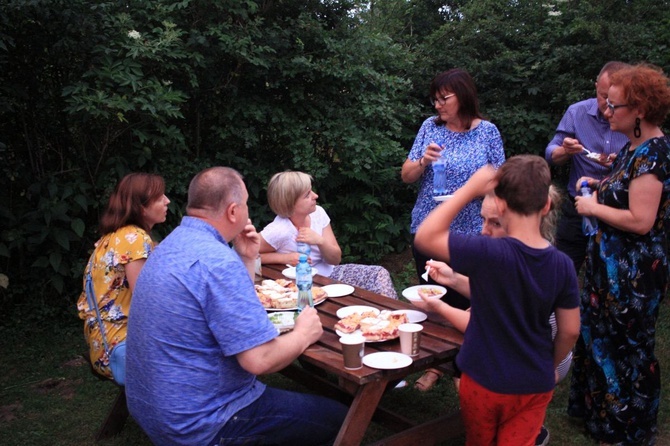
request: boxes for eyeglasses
[606,98,629,114]
[430,93,455,106]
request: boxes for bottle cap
[581,180,589,187]
[299,254,307,263]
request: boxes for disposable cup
[399,323,423,356]
[254,254,263,285]
[340,334,366,370]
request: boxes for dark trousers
[411,235,471,310]
[555,196,589,274]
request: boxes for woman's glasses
[430,93,455,106]
[606,98,628,114]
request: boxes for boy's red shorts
[459,372,553,446]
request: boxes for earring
[634,118,641,138]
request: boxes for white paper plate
[335,328,396,343]
[282,267,318,279]
[321,284,355,298]
[266,295,327,312]
[268,311,295,333]
[402,285,447,302]
[391,309,427,323]
[336,305,380,319]
[434,195,454,202]
[363,352,413,369]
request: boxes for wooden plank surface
[262,263,465,445]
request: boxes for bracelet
[419,157,425,168]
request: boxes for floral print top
[568,137,670,444]
[407,117,506,234]
[77,225,154,379]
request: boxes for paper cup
[254,255,263,284]
[399,323,423,356]
[340,334,366,370]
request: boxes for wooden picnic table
[262,263,465,446]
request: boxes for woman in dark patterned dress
[569,63,670,445]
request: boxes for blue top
[451,234,579,394]
[408,117,505,234]
[545,98,629,197]
[126,216,278,446]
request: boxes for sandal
[414,368,444,392]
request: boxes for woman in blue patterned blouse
[401,68,505,311]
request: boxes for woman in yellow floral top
[77,173,170,380]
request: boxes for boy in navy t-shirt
[415,155,580,446]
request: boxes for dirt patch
[0,402,22,423]
[380,247,414,275]
[31,377,81,400]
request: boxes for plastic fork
[421,260,433,281]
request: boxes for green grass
[1,300,669,445]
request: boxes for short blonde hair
[267,171,313,217]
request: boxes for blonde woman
[260,171,397,298]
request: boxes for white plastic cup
[399,323,423,356]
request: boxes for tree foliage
[1,0,670,318]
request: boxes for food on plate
[335,310,379,333]
[255,279,326,309]
[335,310,408,342]
[417,287,444,299]
[311,286,328,302]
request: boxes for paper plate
[336,305,380,319]
[402,285,447,302]
[321,284,355,298]
[363,352,413,369]
[282,267,318,279]
[268,311,295,333]
[391,309,427,323]
[265,294,327,312]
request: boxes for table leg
[334,379,388,446]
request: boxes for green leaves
[3,0,670,319]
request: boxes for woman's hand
[296,227,323,246]
[401,141,443,184]
[423,142,444,164]
[285,252,308,266]
[574,192,598,216]
[575,176,598,191]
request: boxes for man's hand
[562,137,586,156]
[293,307,323,345]
[232,219,261,261]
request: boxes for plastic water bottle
[580,181,598,236]
[432,149,447,196]
[296,241,311,258]
[296,254,313,311]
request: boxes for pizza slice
[417,287,443,300]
